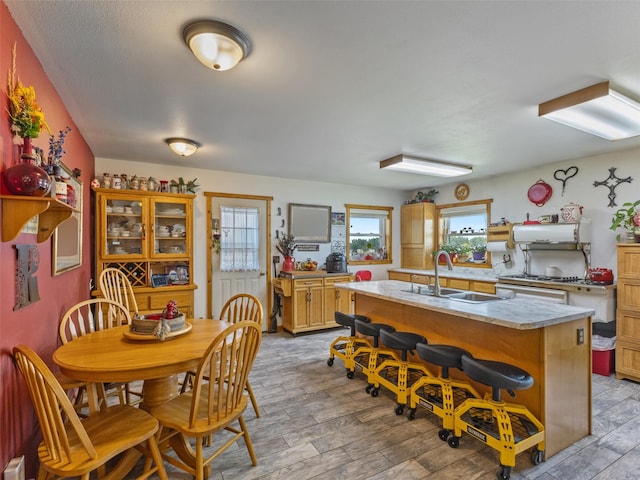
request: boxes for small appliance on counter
[587,268,614,285]
[325,252,347,273]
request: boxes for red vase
[282,256,295,272]
[4,153,52,197]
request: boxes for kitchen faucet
[433,249,453,296]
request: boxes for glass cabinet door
[152,200,189,257]
[104,197,145,258]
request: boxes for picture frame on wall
[52,162,83,275]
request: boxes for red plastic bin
[592,349,614,376]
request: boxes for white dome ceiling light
[182,19,252,72]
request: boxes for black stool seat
[355,320,395,347]
[335,312,371,336]
[380,330,427,360]
[461,355,534,402]
[416,343,471,379]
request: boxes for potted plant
[276,233,297,271]
[455,243,472,263]
[470,238,487,261]
[610,200,640,241]
[415,189,439,203]
[437,244,457,263]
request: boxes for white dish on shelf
[156,232,170,237]
[157,208,184,215]
[112,206,125,213]
[173,224,185,234]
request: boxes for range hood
[513,220,591,250]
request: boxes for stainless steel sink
[402,287,464,296]
[446,292,506,303]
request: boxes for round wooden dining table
[53,318,229,413]
[54,318,229,474]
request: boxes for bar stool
[408,343,481,443]
[353,319,401,393]
[451,355,545,480]
[327,312,372,378]
[371,329,434,415]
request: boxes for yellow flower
[6,44,50,138]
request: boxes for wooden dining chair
[59,298,140,407]
[150,321,262,480]
[99,267,139,317]
[181,293,263,417]
[13,344,167,480]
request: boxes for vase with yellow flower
[4,44,52,196]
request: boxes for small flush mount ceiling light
[380,154,472,177]
[539,81,640,141]
[183,19,251,71]
[165,138,201,157]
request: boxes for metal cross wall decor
[593,167,633,207]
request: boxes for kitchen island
[336,280,595,458]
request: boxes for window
[219,206,260,271]
[346,204,393,264]
[437,199,492,266]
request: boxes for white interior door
[211,197,268,330]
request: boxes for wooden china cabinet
[93,188,197,317]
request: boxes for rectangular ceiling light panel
[539,81,640,141]
[380,155,472,177]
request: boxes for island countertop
[336,280,595,330]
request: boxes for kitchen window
[346,204,393,265]
[437,199,492,266]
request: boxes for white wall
[95,158,407,317]
[422,145,640,279]
[98,145,640,316]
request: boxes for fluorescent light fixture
[380,154,472,177]
[183,19,251,71]
[539,81,640,141]
[165,137,201,157]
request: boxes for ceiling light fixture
[183,19,251,71]
[380,154,473,177]
[165,138,201,157]
[539,81,640,141]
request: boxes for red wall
[1,3,95,474]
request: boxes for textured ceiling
[6,0,640,190]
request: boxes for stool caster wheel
[447,435,459,449]
[365,384,373,394]
[327,358,334,366]
[531,448,544,465]
[394,404,404,416]
[496,465,511,480]
[438,429,450,441]
[408,408,416,420]
[346,369,355,379]
[370,387,379,397]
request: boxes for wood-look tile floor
[126,327,640,480]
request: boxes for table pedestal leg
[141,374,179,410]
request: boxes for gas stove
[497,274,614,292]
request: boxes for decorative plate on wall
[454,183,469,201]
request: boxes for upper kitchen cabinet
[93,188,196,316]
[400,202,435,269]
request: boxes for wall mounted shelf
[1,195,74,243]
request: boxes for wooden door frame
[204,192,273,319]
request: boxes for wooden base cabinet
[616,244,640,382]
[93,188,197,317]
[278,273,353,335]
